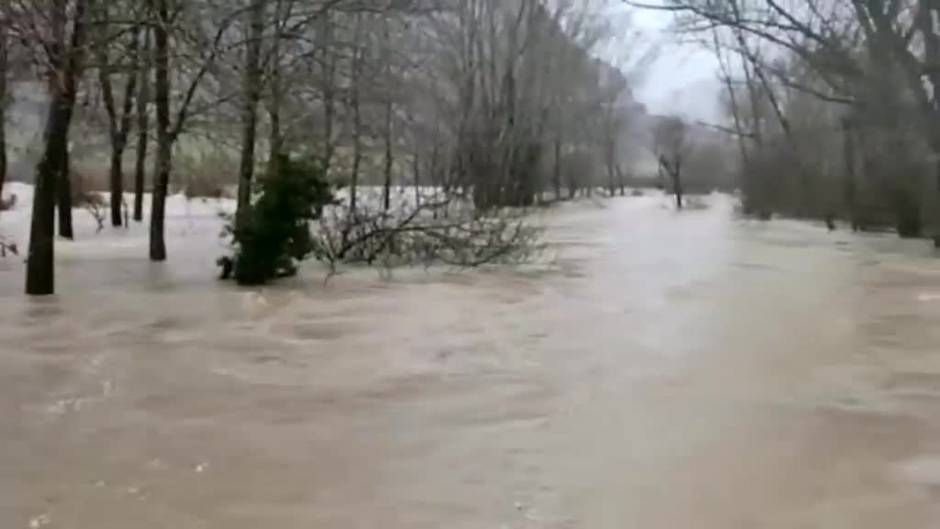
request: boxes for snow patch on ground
[1,182,235,259]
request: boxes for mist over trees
[0,0,655,295]
[648,0,940,240]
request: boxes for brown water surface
[3,196,940,528]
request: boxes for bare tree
[653,116,687,209]
[0,12,7,202]
[652,0,940,238]
[5,0,641,294]
[147,0,237,261]
[19,0,90,294]
[236,0,266,218]
[95,1,141,227]
[133,27,150,222]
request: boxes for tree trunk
[413,152,421,207]
[29,4,86,295]
[382,18,393,212]
[673,161,684,210]
[28,95,73,295]
[606,159,616,197]
[134,29,150,222]
[320,12,336,174]
[57,146,73,239]
[99,27,138,228]
[108,145,124,226]
[0,23,7,201]
[660,155,683,210]
[42,0,87,250]
[841,118,859,230]
[933,160,940,246]
[383,98,393,211]
[237,0,265,217]
[149,0,171,262]
[553,136,562,201]
[349,14,363,216]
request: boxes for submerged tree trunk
[237,0,265,217]
[149,0,171,261]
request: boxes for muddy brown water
[3,195,940,528]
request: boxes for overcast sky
[611,5,722,122]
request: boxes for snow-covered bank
[0,183,235,295]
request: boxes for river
[2,194,940,528]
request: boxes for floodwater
[3,194,940,528]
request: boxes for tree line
[648,0,940,239]
[0,0,640,295]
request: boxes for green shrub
[219,155,333,285]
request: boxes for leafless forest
[0,0,665,294]
[654,0,940,235]
[4,1,940,295]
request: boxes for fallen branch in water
[312,189,542,274]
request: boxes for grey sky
[621,6,722,122]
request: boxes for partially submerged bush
[312,189,541,272]
[219,155,333,285]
